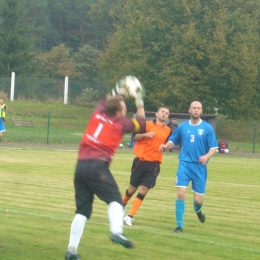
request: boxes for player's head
[155,107,169,124]
[105,95,127,117]
[0,99,3,104]
[171,117,177,123]
[189,101,202,120]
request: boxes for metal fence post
[216,121,220,140]
[252,123,257,153]
[47,111,51,145]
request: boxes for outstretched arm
[159,141,175,151]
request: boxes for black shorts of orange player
[130,157,160,189]
[123,157,160,222]
[74,160,122,218]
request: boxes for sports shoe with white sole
[111,234,134,248]
[124,215,133,226]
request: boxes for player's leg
[123,157,142,208]
[194,193,205,223]
[125,161,160,226]
[122,184,138,208]
[0,118,5,142]
[124,185,148,226]
[191,163,207,223]
[91,162,134,248]
[174,187,186,232]
[173,161,189,233]
[123,157,143,224]
[66,160,93,259]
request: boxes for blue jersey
[169,119,218,163]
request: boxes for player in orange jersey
[123,107,171,226]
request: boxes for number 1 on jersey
[93,123,104,139]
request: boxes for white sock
[68,213,87,253]
[108,201,123,234]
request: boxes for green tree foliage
[72,44,107,101]
[46,0,97,51]
[20,0,51,50]
[0,0,34,76]
[100,0,260,119]
[89,0,122,49]
[33,44,81,79]
[72,44,101,80]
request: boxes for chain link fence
[0,76,107,103]
[216,120,259,153]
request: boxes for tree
[20,0,51,50]
[0,0,34,76]
[99,0,260,118]
[33,43,80,79]
[72,44,107,101]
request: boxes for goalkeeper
[65,79,145,260]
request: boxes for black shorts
[130,157,160,189]
[74,160,122,218]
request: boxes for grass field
[0,148,260,260]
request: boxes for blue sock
[193,201,203,212]
[175,200,185,229]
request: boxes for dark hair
[105,95,124,116]
[157,106,169,112]
[172,117,176,120]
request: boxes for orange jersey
[134,121,171,163]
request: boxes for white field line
[112,171,260,188]
[1,207,260,254]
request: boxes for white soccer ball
[125,76,144,98]
[224,149,229,153]
[114,76,145,100]
[116,75,145,99]
[119,143,124,148]
[215,148,219,153]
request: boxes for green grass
[0,149,260,260]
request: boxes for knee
[127,186,138,196]
[194,198,203,205]
[76,205,92,219]
[177,190,186,200]
[138,185,149,196]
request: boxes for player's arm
[199,148,216,165]
[133,131,155,141]
[159,140,175,151]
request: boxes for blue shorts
[0,118,5,132]
[175,161,207,195]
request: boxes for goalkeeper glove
[111,78,127,97]
[135,90,144,107]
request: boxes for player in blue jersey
[159,101,218,233]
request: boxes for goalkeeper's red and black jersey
[78,97,145,163]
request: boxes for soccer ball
[119,143,124,148]
[125,75,145,99]
[215,148,219,153]
[115,76,145,99]
[224,149,229,153]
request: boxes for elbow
[137,118,146,133]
